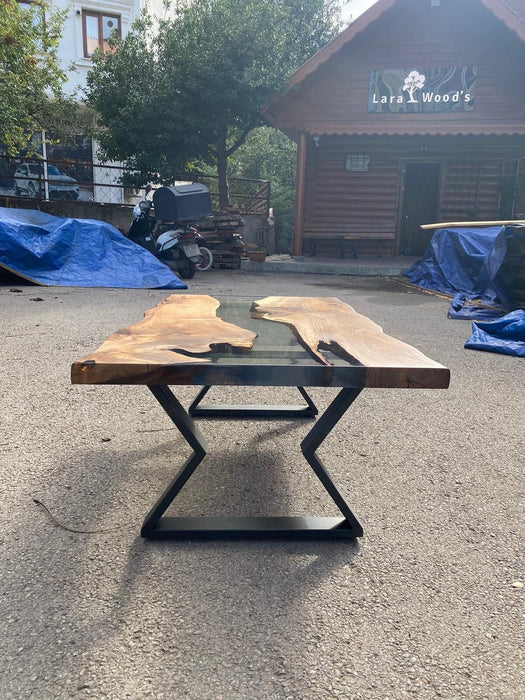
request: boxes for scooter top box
[153,184,212,223]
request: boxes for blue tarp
[465,310,525,357]
[448,293,505,321]
[404,225,525,356]
[403,225,520,306]
[0,207,186,289]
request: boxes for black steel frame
[188,385,318,418]
[141,384,363,540]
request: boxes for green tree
[228,126,296,243]
[0,0,71,155]
[86,0,340,208]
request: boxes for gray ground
[1,270,523,699]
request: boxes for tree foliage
[228,126,296,239]
[85,0,340,207]
[0,0,72,155]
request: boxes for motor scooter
[127,198,213,279]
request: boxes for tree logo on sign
[403,71,426,103]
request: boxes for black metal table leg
[140,385,208,537]
[142,385,363,540]
[300,387,363,537]
[188,385,318,418]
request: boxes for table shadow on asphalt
[21,436,361,694]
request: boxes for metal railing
[0,154,270,215]
[191,174,270,214]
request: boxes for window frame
[344,154,371,172]
[81,10,121,58]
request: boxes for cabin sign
[368,66,477,113]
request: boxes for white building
[48,1,172,203]
[55,0,171,96]
[4,1,171,204]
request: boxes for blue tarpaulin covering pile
[465,310,525,357]
[0,207,186,289]
[404,225,525,356]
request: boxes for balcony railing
[0,155,270,215]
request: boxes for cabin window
[344,154,370,172]
[82,11,120,58]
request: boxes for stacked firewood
[197,208,245,269]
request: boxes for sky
[340,0,378,24]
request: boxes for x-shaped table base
[140,385,363,540]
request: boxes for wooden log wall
[440,162,501,221]
[301,135,525,255]
[304,145,399,241]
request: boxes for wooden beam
[421,220,525,230]
[292,131,307,256]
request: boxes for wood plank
[251,296,449,388]
[421,220,525,230]
[303,232,395,239]
[71,295,257,384]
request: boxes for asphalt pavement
[1,269,523,699]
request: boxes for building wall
[302,134,525,255]
[54,0,135,95]
[17,0,173,205]
[266,0,525,256]
[273,0,525,134]
[54,0,174,95]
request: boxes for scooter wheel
[196,246,213,272]
[178,256,196,279]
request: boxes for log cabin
[262,0,525,257]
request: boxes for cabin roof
[262,0,525,138]
[284,0,525,91]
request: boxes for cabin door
[400,163,441,256]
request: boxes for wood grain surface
[72,295,449,389]
[71,295,257,384]
[251,296,449,387]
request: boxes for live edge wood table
[71,295,450,540]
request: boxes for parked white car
[14,163,79,200]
